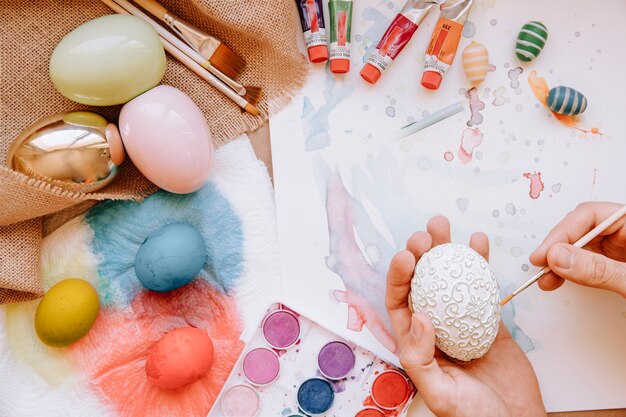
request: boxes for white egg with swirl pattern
[410,243,501,362]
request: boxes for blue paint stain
[501,295,536,353]
[302,68,354,151]
[86,183,243,306]
[361,7,392,63]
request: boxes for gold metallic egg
[7,112,124,193]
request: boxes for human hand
[386,216,546,417]
[529,202,626,296]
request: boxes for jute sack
[0,0,308,303]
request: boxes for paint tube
[296,0,329,63]
[360,0,438,84]
[421,0,474,89]
[329,0,354,73]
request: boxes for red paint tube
[422,0,474,89]
[296,0,329,63]
[360,0,438,84]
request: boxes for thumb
[547,243,626,297]
[400,313,450,412]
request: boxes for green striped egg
[547,86,587,116]
[515,21,548,62]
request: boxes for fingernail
[555,246,575,269]
[411,314,423,339]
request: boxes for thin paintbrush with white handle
[101,0,259,115]
[500,204,626,306]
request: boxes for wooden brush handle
[133,0,169,20]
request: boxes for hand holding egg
[385,216,546,417]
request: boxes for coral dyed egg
[462,41,490,85]
[50,15,166,105]
[410,244,500,362]
[515,21,548,62]
[34,278,100,347]
[119,85,214,194]
[547,86,587,116]
[146,327,214,389]
[134,223,206,292]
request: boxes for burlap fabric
[0,0,308,303]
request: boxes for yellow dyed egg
[462,41,490,85]
[35,278,100,347]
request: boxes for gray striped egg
[462,41,490,85]
[410,243,500,362]
[515,21,548,62]
[547,86,587,116]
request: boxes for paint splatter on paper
[458,128,484,164]
[492,86,506,106]
[444,151,454,161]
[508,67,523,89]
[523,172,545,199]
[466,87,486,127]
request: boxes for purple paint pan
[317,340,356,380]
[262,309,301,349]
[242,347,280,386]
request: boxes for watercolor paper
[271,0,626,413]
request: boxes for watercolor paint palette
[208,304,415,417]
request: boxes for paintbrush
[390,100,466,141]
[102,0,259,115]
[112,0,261,105]
[132,0,245,80]
[500,204,626,306]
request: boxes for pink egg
[119,85,213,194]
[145,327,214,389]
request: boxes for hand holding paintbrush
[501,202,626,305]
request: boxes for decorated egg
[50,15,166,106]
[34,278,100,347]
[515,21,548,62]
[462,42,490,85]
[146,327,215,389]
[119,85,214,194]
[134,223,206,292]
[547,86,587,116]
[410,244,500,362]
[7,112,124,193]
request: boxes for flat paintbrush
[132,0,245,80]
[500,204,626,306]
[102,0,259,115]
[111,0,260,105]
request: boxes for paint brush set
[209,304,415,417]
[101,0,260,115]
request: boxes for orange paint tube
[422,0,474,90]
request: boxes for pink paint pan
[262,309,300,350]
[242,347,280,386]
[221,384,260,417]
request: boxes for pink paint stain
[325,173,397,354]
[466,87,486,127]
[443,151,454,162]
[68,279,245,417]
[458,128,483,164]
[523,172,545,199]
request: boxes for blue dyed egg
[547,86,587,116]
[134,223,206,292]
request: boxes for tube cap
[421,71,442,90]
[360,63,381,84]
[330,58,350,74]
[308,45,328,63]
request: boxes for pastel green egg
[49,15,166,106]
[35,278,100,347]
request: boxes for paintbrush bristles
[210,43,246,80]
[243,86,262,106]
